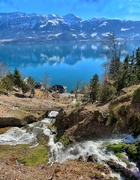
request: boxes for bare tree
[74,80,81,101]
[102,32,126,76]
[41,73,51,99]
[0,62,9,79]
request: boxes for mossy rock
[18,145,48,166]
[115,153,129,165]
[0,133,50,167]
[107,143,126,153]
[59,135,74,146]
[107,141,140,165]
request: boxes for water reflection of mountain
[0,41,139,68]
[0,43,108,68]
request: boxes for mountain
[0,12,140,43]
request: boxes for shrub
[131,87,140,104]
[100,84,116,103]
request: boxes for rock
[107,160,138,180]
[0,115,39,128]
[55,106,114,142]
[87,155,99,163]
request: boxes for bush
[100,84,116,103]
[131,87,140,104]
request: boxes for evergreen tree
[1,74,14,95]
[13,68,23,88]
[115,55,130,92]
[108,57,121,79]
[21,81,30,96]
[89,74,100,103]
[136,47,140,67]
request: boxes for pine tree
[108,57,121,79]
[136,47,140,67]
[21,82,30,96]
[1,73,14,95]
[13,68,23,89]
[89,74,100,103]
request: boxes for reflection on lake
[0,41,139,92]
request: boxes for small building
[34,82,42,89]
[51,84,66,93]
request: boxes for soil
[0,159,116,180]
[0,89,69,119]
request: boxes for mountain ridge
[0,12,140,43]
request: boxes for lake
[0,41,139,92]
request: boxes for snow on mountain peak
[63,13,82,25]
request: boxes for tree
[1,73,14,95]
[0,62,9,80]
[136,47,140,67]
[74,80,81,101]
[100,82,116,103]
[27,76,35,97]
[89,74,100,103]
[13,68,23,89]
[41,73,50,99]
[21,81,30,96]
[102,32,126,78]
[131,87,140,104]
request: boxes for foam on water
[0,127,36,145]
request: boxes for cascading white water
[0,112,139,179]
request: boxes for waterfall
[0,112,139,179]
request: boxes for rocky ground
[0,86,140,180]
[0,159,118,180]
[1,89,113,180]
[0,89,71,128]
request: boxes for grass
[18,145,48,166]
[107,143,126,153]
[0,133,49,167]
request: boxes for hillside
[0,89,67,128]
[55,85,140,142]
[0,85,140,179]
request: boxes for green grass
[107,143,126,153]
[0,133,49,167]
[18,145,48,166]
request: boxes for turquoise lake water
[0,41,139,92]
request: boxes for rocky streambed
[0,111,140,180]
[0,86,140,179]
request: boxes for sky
[0,0,140,20]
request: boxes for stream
[0,111,140,180]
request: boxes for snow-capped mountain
[0,12,140,43]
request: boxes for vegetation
[80,33,140,104]
[99,79,116,103]
[41,73,50,99]
[0,67,35,97]
[13,68,23,89]
[107,141,140,163]
[131,87,140,104]
[0,133,49,167]
[89,73,100,103]
[59,135,74,146]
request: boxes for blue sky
[0,0,140,20]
